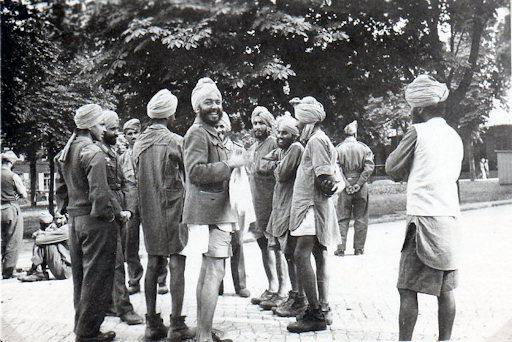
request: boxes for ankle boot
[287,306,327,333]
[166,315,196,342]
[144,313,168,340]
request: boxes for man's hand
[316,174,338,197]
[351,184,361,193]
[118,210,132,223]
[226,153,251,169]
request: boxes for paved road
[2,205,512,341]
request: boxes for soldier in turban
[287,96,341,333]
[386,74,462,341]
[133,89,194,341]
[55,104,132,342]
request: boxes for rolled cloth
[123,118,141,132]
[58,104,103,162]
[276,114,299,136]
[102,110,120,129]
[405,74,449,108]
[290,96,325,124]
[191,77,222,113]
[147,89,178,119]
[0,151,21,164]
[220,112,232,132]
[344,120,357,135]
[39,212,54,225]
[251,106,276,130]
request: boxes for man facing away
[287,96,341,333]
[247,106,283,308]
[334,120,375,256]
[133,89,194,341]
[1,150,28,279]
[96,110,143,325]
[385,74,463,341]
[182,77,248,342]
[56,104,131,342]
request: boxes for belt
[344,172,361,179]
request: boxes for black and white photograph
[1,0,511,341]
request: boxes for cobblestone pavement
[2,204,512,341]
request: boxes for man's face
[103,125,119,146]
[277,129,295,149]
[252,117,269,140]
[89,120,106,142]
[124,128,140,146]
[198,90,222,126]
[215,122,228,141]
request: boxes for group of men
[24,73,462,342]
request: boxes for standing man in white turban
[334,120,374,257]
[1,150,27,279]
[182,77,248,342]
[55,104,131,342]
[385,75,462,341]
[287,96,341,333]
[132,89,194,341]
[247,106,282,308]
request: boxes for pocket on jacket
[164,189,183,208]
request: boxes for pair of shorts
[397,223,458,296]
[290,206,316,237]
[268,231,297,256]
[181,224,232,258]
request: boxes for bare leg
[196,256,225,342]
[257,237,278,292]
[293,236,319,309]
[145,255,164,315]
[438,291,456,341]
[274,249,289,296]
[169,254,186,317]
[284,251,297,292]
[312,242,329,305]
[398,289,418,341]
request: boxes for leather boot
[287,306,327,333]
[144,313,168,340]
[166,315,196,342]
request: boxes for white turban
[251,106,276,130]
[147,89,178,119]
[102,110,120,129]
[290,96,326,124]
[277,114,299,136]
[191,77,222,113]
[405,74,449,108]
[75,104,103,129]
[344,120,357,135]
[39,212,54,225]
[0,151,21,164]
[59,104,104,162]
[219,112,231,132]
[123,118,141,132]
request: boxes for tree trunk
[29,152,37,207]
[48,150,56,216]
[465,137,477,181]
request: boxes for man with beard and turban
[1,150,28,279]
[287,96,341,333]
[247,106,283,308]
[334,120,374,257]
[386,75,463,341]
[260,114,307,317]
[96,110,144,325]
[215,112,251,298]
[120,118,169,295]
[55,104,132,342]
[182,77,248,342]
[133,89,194,341]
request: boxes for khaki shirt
[336,136,374,187]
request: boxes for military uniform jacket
[55,134,121,221]
[132,124,186,255]
[182,117,236,225]
[336,136,374,187]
